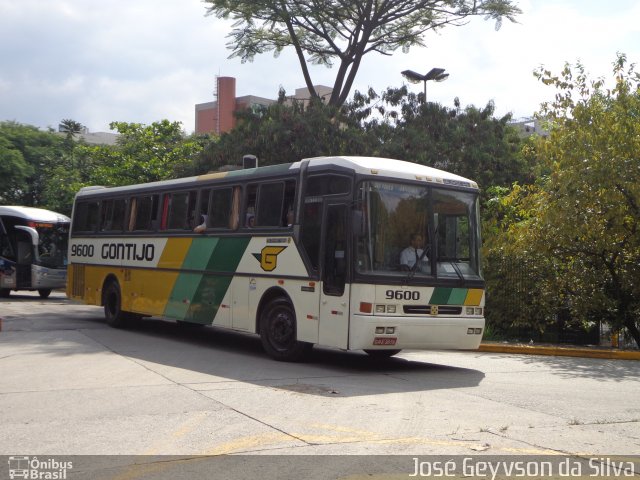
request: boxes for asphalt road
[1,291,639,460]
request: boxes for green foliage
[0,121,64,207]
[487,54,640,347]
[0,133,33,204]
[482,184,566,337]
[86,120,204,186]
[355,87,532,190]
[204,0,520,107]
[199,97,373,170]
[0,119,205,215]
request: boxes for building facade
[195,76,332,135]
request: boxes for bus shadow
[106,317,485,397]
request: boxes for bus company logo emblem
[253,246,287,272]
[430,305,439,315]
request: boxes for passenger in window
[245,214,255,228]
[285,209,294,227]
[400,233,428,271]
[194,214,207,233]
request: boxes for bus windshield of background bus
[35,224,69,268]
[355,181,481,281]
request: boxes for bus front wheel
[103,281,128,328]
[38,289,52,299]
[259,298,310,362]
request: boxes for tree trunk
[623,315,640,349]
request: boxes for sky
[1,0,639,134]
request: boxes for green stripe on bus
[164,236,252,323]
[448,288,468,305]
[182,237,219,270]
[206,237,251,272]
[429,287,452,305]
[187,275,233,324]
[430,287,469,305]
[187,237,250,323]
[164,272,203,320]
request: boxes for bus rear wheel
[38,289,52,299]
[0,289,10,298]
[103,281,128,328]
[260,298,310,362]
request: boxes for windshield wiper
[404,244,431,282]
[450,261,465,284]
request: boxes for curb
[479,343,640,360]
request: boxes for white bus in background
[0,206,70,298]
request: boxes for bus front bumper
[349,314,485,351]
[32,265,67,289]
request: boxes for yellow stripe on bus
[464,288,484,306]
[157,238,193,269]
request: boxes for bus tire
[103,281,128,328]
[259,298,310,362]
[0,289,10,298]
[364,349,402,358]
[38,289,52,299]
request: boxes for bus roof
[298,156,477,187]
[75,156,478,198]
[0,206,70,223]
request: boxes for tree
[58,119,85,135]
[87,120,204,186]
[204,0,521,107]
[0,134,32,204]
[502,54,640,347]
[353,86,530,189]
[199,94,372,171]
[0,121,65,207]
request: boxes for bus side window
[101,199,127,232]
[256,182,284,227]
[209,188,233,229]
[282,180,296,227]
[300,199,323,272]
[197,189,211,230]
[167,191,197,230]
[73,201,100,233]
[0,221,14,259]
[306,175,351,196]
[245,184,258,227]
[130,195,158,231]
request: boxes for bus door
[14,227,36,288]
[319,204,350,348]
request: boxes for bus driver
[400,233,428,271]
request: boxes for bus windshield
[35,223,69,269]
[355,181,481,281]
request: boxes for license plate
[373,337,397,346]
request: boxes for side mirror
[15,225,39,246]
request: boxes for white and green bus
[0,206,70,298]
[67,156,484,360]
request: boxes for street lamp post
[401,68,449,103]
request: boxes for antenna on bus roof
[243,154,258,169]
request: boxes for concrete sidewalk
[479,342,640,360]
